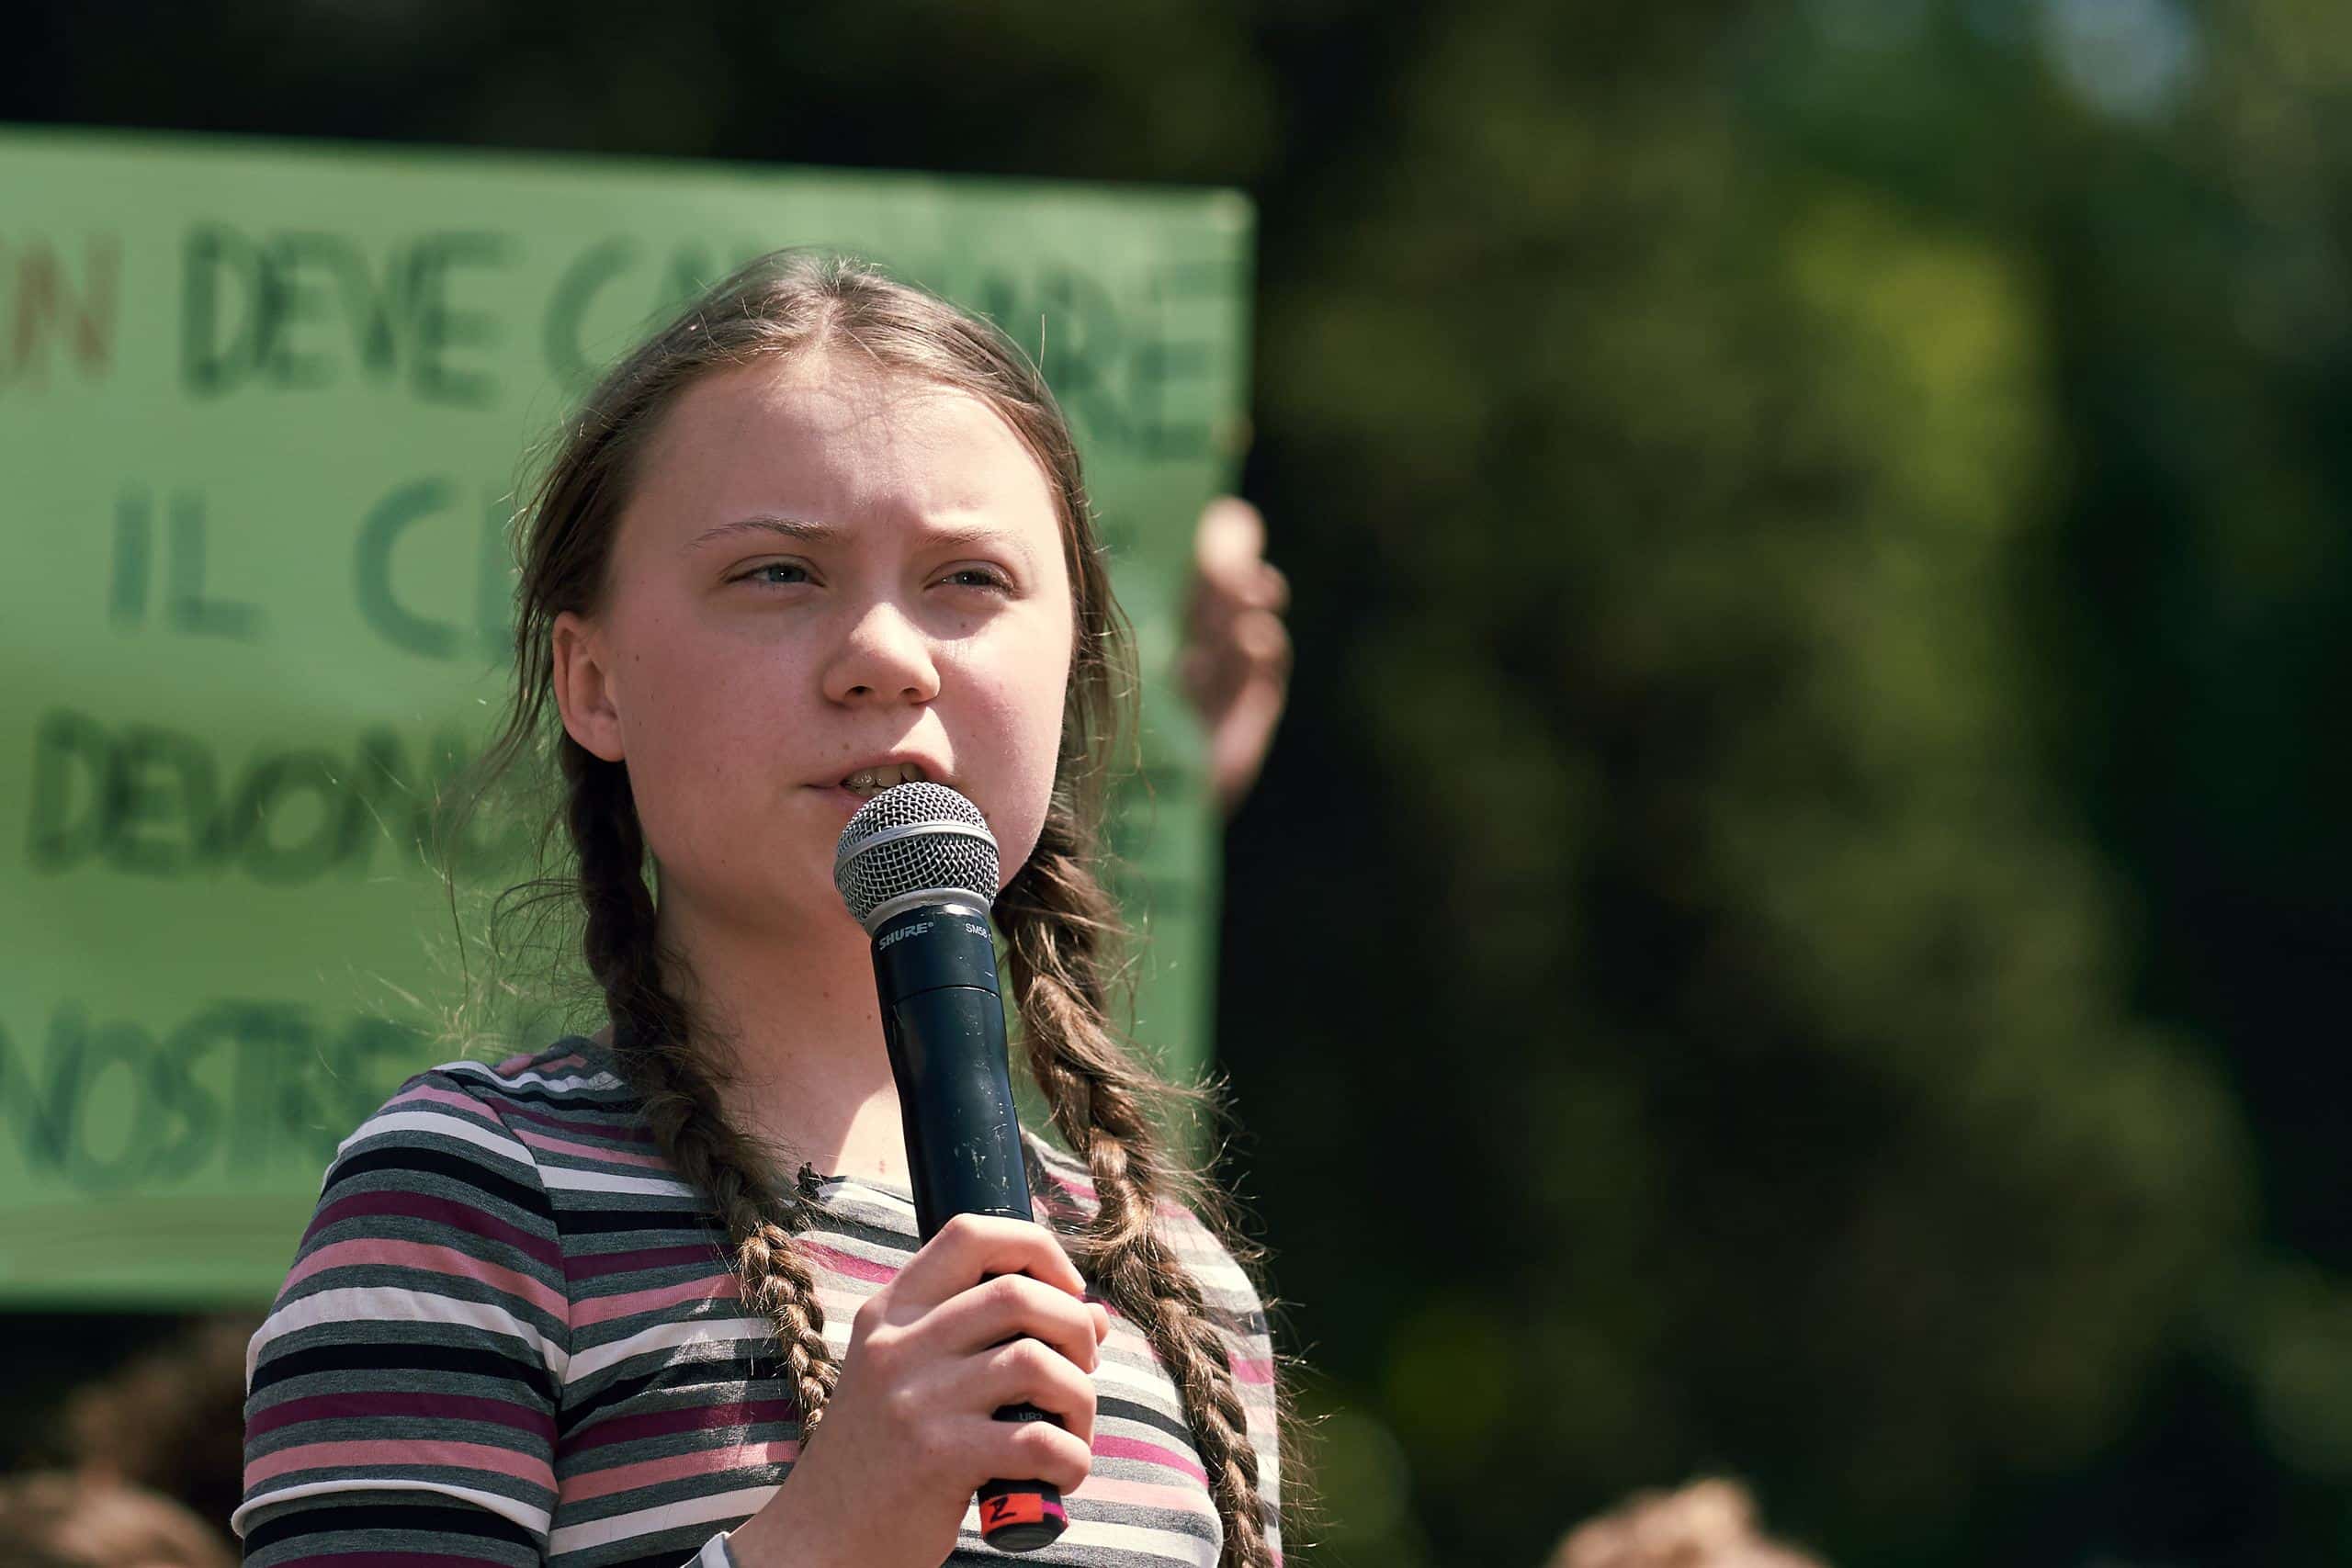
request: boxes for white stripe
[818,1181,921,1223]
[547,1483,778,1552]
[439,1057,622,1093]
[963,1511,1219,1568]
[231,1476,551,1542]
[537,1166,699,1197]
[564,1315,775,1381]
[699,1534,739,1568]
[253,1284,569,1382]
[338,1110,536,1169]
[1094,1355,1192,1414]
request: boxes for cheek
[612,627,786,854]
[967,645,1072,880]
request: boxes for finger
[1234,609,1292,675]
[933,1273,1104,1371]
[895,1213,1087,1311]
[1247,561,1290,615]
[968,1337,1099,1450]
[978,1415,1095,1496]
[1090,1302,1112,1342]
[1210,670,1290,812]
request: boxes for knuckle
[859,1324,903,1372]
[1007,1337,1058,1382]
[881,1382,925,1436]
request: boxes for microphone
[832,781,1069,1554]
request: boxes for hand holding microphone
[729,1213,1107,1568]
[730,783,1100,1567]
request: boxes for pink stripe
[386,1083,503,1122]
[1093,1433,1209,1485]
[573,1271,736,1327]
[566,1397,798,1454]
[560,1438,797,1503]
[286,1237,568,1320]
[1229,1355,1275,1386]
[796,1240,900,1285]
[302,1190,563,1269]
[493,1050,588,1076]
[249,1390,551,1442]
[1065,1472,1218,1519]
[248,1438,552,1489]
[514,1125,670,1168]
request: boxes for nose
[822,600,942,706]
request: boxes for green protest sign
[0,127,1250,1303]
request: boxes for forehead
[620,351,1062,552]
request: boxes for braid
[999,812,1280,1568]
[561,740,842,1437]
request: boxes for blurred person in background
[0,1471,233,1568]
[1547,1479,1825,1568]
[50,1313,258,1540]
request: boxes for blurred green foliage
[11,0,2352,1562]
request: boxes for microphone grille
[832,781,1001,931]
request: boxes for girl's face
[551,350,1076,941]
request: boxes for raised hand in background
[1179,497,1292,817]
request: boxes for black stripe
[242,1498,540,1551]
[251,1339,556,1405]
[322,1145,550,1219]
[560,1352,771,1432]
[598,1534,755,1568]
[555,1206,718,1236]
[1097,1393,1199,1447]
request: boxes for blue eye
[943,567,1012,592]
[745,561,812,587]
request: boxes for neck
[631,888,913,1190]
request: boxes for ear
[551,610,628,762]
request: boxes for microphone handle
[873,902,1069,1555]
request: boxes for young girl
[236,252,1286,1568]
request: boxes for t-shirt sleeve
[1161,1203,1287,1565]
[236,1068,577,1566]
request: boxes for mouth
[832,761,932,798]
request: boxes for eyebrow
[683,513,1035,561]
[682,515,836,555]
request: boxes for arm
[238,1070,580,1566]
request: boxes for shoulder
[296,1035,650,1271]
[333,1037,637,1172]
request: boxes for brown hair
[468,249,1283,1565]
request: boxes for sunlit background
[8,1,2350,1563]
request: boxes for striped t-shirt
[236,1037,1283,1567]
